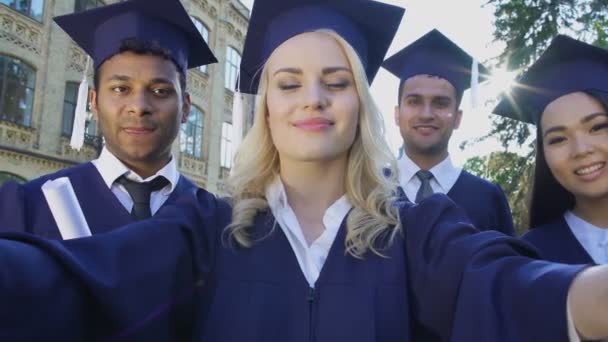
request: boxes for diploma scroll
[41,177,92,240]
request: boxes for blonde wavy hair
[225,29,401,258]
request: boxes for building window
[61,82,98,142]
[0,171,26,185]
[224,47,241,91]
[220,122,233,168]
[74,0,104,12]
[190,16,210,74]
[180,105,204,159]
[1,0,44,22]
[0,55,35,126]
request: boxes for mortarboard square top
[238,0,405,94]
[493,35,608,124]
[53,0,217,73]
[382,29,490,101]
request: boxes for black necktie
[116,176,169,220]
[415,170,434,203]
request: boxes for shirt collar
[397,152,420,187]
[92,147,180,193]
[266,175,288,211]
[564,211,608,246]
[323,196,352,231]
[397,153,461,192]
[429,155,461,192]
[265,175,352,232]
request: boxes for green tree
[487,0,608,150]
[462,156,488,178]
[463,151,533,234]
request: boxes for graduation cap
[382,29,490,106]
[493,35,608,125]
[53,0,217,72]
[53,0,217,150]
[238,0,405,95]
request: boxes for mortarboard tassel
[470,58,479,109]
[231,72,244,160]
[70,56,90,150]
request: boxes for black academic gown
[0,192,585,341]
[523,216,595,264]
[445,170,515,235]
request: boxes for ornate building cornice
[0,6,43,55]
[178,154,208,187]
[220,19,243,43]
[0,120,36,150]
[191,0,218,19]
[0,146,72,170]
[227,2,248,29]
[187,70,210,99]
[57,136,99,163]
[66,42,89,73]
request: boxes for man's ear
[89,88,98,117]
[394,105,400,126]
[181,92,191,124]
[454,109,463,129]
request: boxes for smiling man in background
[383,29,514,236]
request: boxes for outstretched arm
[494,184,515,236]
[0,188,228,340]
[0,181,27,233]
[402,194,590,342]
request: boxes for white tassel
[231,71,244,160]
[470,58,479,109]
[70,57,90,150]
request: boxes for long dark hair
[529,90,608,228]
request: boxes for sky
[239,0,517,165]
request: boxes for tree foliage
[463,151,533,235]
[486,0,608,152]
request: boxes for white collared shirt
[397,153,462,201]
[91,147,179,216]
[564,211,608,264]
[266,176,352,287]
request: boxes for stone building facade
[0,0,253,194]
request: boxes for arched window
[1,0,44,22]
[74,0,104,12]
[224,47,241,91]
[180,105,204,159]
[190,16,210,73]
[0,55,35,127]
[62,82,98,142]
[0,171,27,185]
[220,121,233,168]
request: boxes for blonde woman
[1,1,608,341]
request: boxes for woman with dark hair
[494,36,608,265]
[529,90,608,229]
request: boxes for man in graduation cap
[0,0,217,238]
[383,29,514,235]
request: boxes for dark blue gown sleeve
[494,184,515,236]
[0,188,229,341]
[402,194,586,342]
[0,181,28,233]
